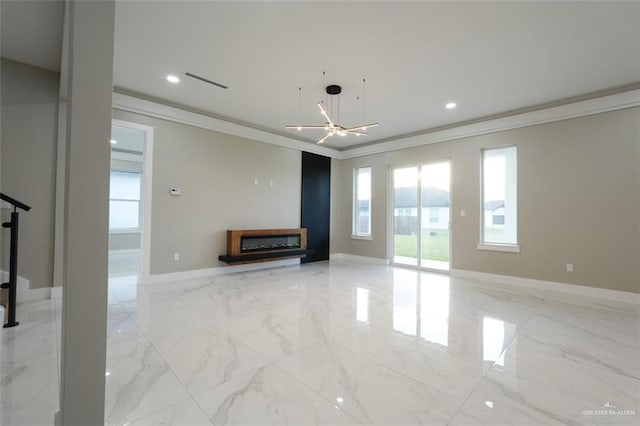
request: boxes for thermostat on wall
[170,187,181,196]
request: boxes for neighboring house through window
[480,146,518,249]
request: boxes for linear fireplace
[219,228,310,265]
[241,234,301,253]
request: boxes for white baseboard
[140,258,301,285]
[1,270,51,303]
[50,286,63,299]
[330,253,390,266]
[18,287,51,303]
[451,269,640,304]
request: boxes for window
[480,146,518,250]
[353,166,372,237]
[109,170,141,230]
[429,208,439,224]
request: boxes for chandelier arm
[317,133,332,144]
[343,123,379,132]
[317,103,335,128]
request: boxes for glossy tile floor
[0,297,60,425]
[2,259,640,425]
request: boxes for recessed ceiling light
[166,75,180,84]
[446,102,457,109]
[110,139,117,144]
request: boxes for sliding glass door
[392,162,450,271]
[393,167,419,266]
[420,162,451,270]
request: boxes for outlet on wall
[174,253,180,261]
[566,263,573,272]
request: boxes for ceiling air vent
[185,72,228,90]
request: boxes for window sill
[477,243,520,253]
[351,234,373,241]
[109,229,142,235]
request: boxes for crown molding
[340,89,640,159]
[112,92,342,159]
[113,89,639,161]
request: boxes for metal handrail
[0,193,31,212]
[1,192,31,328]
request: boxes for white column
[59,0,114,424]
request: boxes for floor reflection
[483,316,506,366]
[420,274,450,346]
[356,287,369,323]
[392,269,449,347]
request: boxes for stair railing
[1,193,31,328]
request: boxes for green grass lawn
[394,229,449,262]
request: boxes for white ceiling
[2,1,639,151]
[112,1,639,150]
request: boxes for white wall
[0,58,59,288]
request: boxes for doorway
[392,161,451,271]
[108,120,153,281]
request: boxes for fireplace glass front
[240,234,301,253]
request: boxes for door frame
[111,119,154,283]
[388,158,452,273]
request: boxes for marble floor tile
[0,299,59,426]
[3,259,639,425]
[526,296,640,351]
[193,364,361,425]
[108,249,141,278]
[122,294,210,342]
[107,304,140,338]
[219,310,322,362]
[150,322,270,396]
[109,274,140,303]
[542,290,640,315]
[519,322,640,380]
[0,355,59,426]
[451,366,639,425]
[449,281,547,326]
[128,398,212,426]
[105,331,191,425]
[332,325,490,401]
[1,300,58,367]
[269,302,357,345]
[276,342,461,424]
[175,282,300,321]
[494,332,640,415]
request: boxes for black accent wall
[301,152,331,263]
